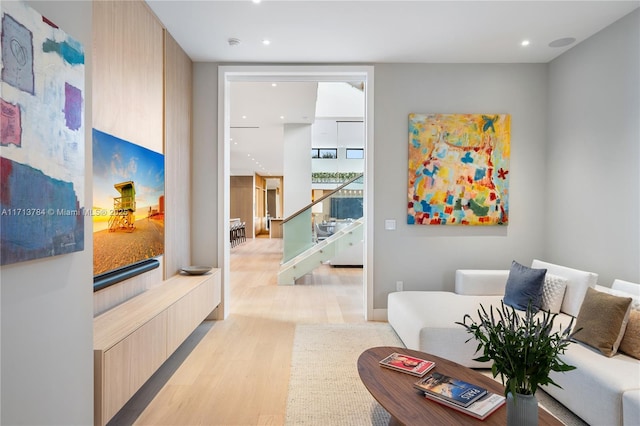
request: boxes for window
[346,148,364,159]
[312,148,337,159]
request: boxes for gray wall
[373,64,549,306]
[1,1,94,425]
[546,9,640,286]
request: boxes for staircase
[277,218,363,285]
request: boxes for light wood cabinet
[94,271,221,426]
[101,311,167,420]
[166,276,217,354]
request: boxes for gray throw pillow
[503,260,546,312]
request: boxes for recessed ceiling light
[252,0,261,4]
[271,83,277,87]
[262,39,271,46]
[549,37,576,48]
[242,115,247,119]
[280,115,285,119]
[521,40,530,47]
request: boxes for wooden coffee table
[358,346,563,425]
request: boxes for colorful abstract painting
[0,2,85,265]
[408,113,510,226]
[92,129,165,276]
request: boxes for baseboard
[371,308,388,322]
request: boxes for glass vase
[506,392,538,426]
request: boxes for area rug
[285,323,399,425]
[285,322,587,426]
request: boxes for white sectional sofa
[388,260,640,426]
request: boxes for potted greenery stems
[457,302,577,426]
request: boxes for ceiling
[229,81,319,176]
[146,1,638,64]
[145,0,639,176]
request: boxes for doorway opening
[218,65,374,320]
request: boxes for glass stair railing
[278,174,364,285]
[277,218,363,285]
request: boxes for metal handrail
[282,173,363,224]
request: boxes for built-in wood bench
[93,270,221,426]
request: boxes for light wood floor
[110,238,365,425]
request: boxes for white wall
[283,124,312,216]
[546,9,640,286]
[312,83,366,178]
[315,82,365,118]
[312,120,365,175]
[1,1,94,424]
[372,64,549,306]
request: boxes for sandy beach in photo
[93,216,164,275]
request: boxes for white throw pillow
[531,259,598,316]
[540,273,567,313]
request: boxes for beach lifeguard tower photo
[108,181,136,232]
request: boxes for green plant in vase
[457,302,577,425]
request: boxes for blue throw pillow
[503,261,546,312]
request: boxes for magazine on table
[378,352,436,377]
[414,372,487,407]
[423,390,506,420]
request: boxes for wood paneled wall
[230,176,254,238]
[93,0,194,314]
[93,0,163,151]
[164,32,193,276]
[255,174,267,235]
[274,176,284,218]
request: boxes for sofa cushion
[544,342,640,426]
[573,287,632,357]
[531,259,598,317]
[455,269,509,295]
[623,390,640,426]
[540,273,567,313]
[503,260,546,311]
[596,284,640,311]
[387,291,504,368]
[594,281,640,359]
[612,279,640,297]
[619,310,640,360]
